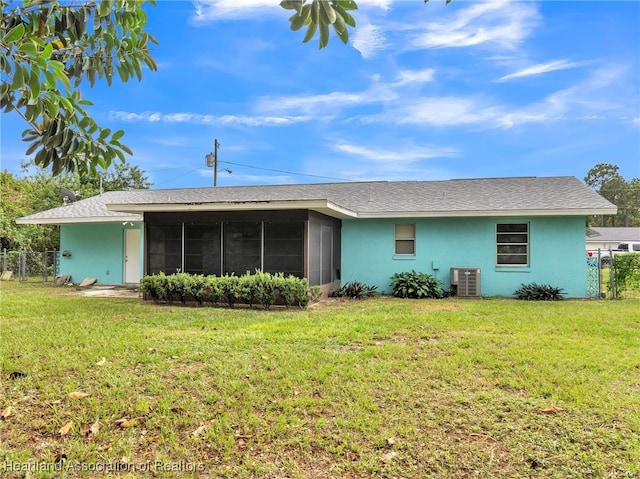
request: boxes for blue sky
[1,0,639,189]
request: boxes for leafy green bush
[201,275,223,304]
[167,272,194,304]
[390,271,445,299]
[140,272,169,302]
[220,274,241,308]
[514,282,564,301]
[612,253,640,298]
[188,274,207,305]
[330,281,378,299]
[141,270,317,309]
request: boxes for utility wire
[218,160,355,182]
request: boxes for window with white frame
[496,223,529,266]
[394,224,415,255]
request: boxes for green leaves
[282,0,452,49]
[281,0,357,49]
[5,23,26,43]
[2,0,158,175]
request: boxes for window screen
[496,223,529,266]
[223,222,261,275]
[185,223,221,275]
[147,224,182,275]
[263,222,304,277]
[395,224,415,255]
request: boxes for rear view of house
[17,176,616,298]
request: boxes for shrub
[219,274,241,308]
[514,282,564,301]
[167,272,194,304]
[390,271,445,299]
[330,281,378,299]
[189,274,207,305]
[612,253,640,298]
[141,271,317,309]
[140,272,169,302]
[201,275,223,304]
[251,270,277,310]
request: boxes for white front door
[124,228,141,284]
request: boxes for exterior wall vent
[450,267,481,297]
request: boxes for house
[586,227,640,251]
[17,176,616,298]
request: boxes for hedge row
[140,271,322,310]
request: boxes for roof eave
[106,199,359,219]
[16,215,143,225]
[356,207,618,218]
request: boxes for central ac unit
[450,267,481,297]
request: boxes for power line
[219,160,355,182]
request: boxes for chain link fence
[588,249,640,299]
[1,249,60,282]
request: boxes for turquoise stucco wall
[59,223,143,285]
[341,216,588,298]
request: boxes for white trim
[106,199,359,218]
[356,208,617,218]
[16,216,143,225]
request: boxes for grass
[1,281,639,478]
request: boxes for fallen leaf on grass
[1,406,12,420]
[68,392,89,400]
[539,405,565,414]
[118,417,145,428]
[192,424,209,437]
[59,421,73,436]
[80,420,100,438]
[293,386,301,396]
[381,451,398,462]
[96,358,106,366]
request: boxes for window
[395,224,415,255]
[496,223,529,266]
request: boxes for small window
[395,224,415,255]
[496,223,528,266]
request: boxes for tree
[1,0,157,176]
[584,163,640,227]
[282,0,449,48]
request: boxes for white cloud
[109,111,310,127]
[497,60,585,82]
[352,24,386,59]
[256,80,398,115]
[190,0,281,22]
[393,68,436,86]
[380,97,500,127]
[410,0,540,50]
[334,141,459,162]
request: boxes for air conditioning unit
[450,267,481,297]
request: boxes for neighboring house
[586,227,640,251]
[17,176,616,298]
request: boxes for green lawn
[1,282,639,478]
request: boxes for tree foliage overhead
[1,0,157,175]
[585,163,640,227]
[281,0,450,49]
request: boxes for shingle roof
[586,227,640,243]
[16,191,142,224]
[17,176,616,224]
